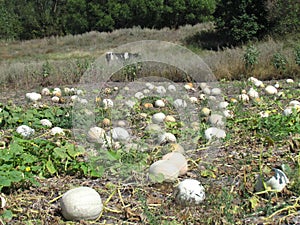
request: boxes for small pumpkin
[174,179,205,206]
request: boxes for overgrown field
[0,25,300,225]
[0,24,299,90]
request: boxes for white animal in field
[105,52,140,64]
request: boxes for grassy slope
[0,23,299,91]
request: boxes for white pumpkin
[174,179,205,205]
[107,127,130,142]
[143,89,150,94]
[199,94,206,100]
[103,98,113,109]
[167,84,176,92]
[156,86,166,94]
[149,160,179,182]
[248,77,264,88]
[265,85,277,95]
[164,115,176,122]
[0,194,6,209]
[248,88,259,99]
[173,99,187,108]
[211,88,221,96]
[199,82,207,89]
[51,96,60,103]
[201,107,211,116]
[162,152,188,175]
[134,92,144,99]
[40,119,52,128]
[209,114,224,126]
[87,127,106,143]
[51,127,65,136]
[218,101,229,109]
[41,88,51,96]
[289,100,300,107]
[76,89,84,95]
[61,187,103,221]
[204,127,226,140]
[53,88,62,97]
[145,82,155,90]
[255,168,289,192]
[189,96,198,103]
[16,125,35,138]
[238,93,249,102]
[155,99,165,108]
[26,92,42,102]
[70,95,79,102]
[64,87,71,95]
[152,112,166,124]
[157,132,177,144]
[203,87,211,95]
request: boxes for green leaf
[0,176,12,190]
[90,166,104,178]
[149,173,165,183]
[106,150,120,161]
[66,144,85,158]
[46,159,57,175]
[6,170,24,183]
[0,209,13,220]
[53,147,69,160]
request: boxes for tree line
[0,0,299,45]
[0,0,216,40]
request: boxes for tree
[214,0,268,45]
[0,1,22,39]
[62,0,89,34]
[266,0,300,36]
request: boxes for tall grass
[203,37,300,81]
[0,23,299,91]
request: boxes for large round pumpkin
[60,187,103,221]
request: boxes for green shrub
[243,45,259,69]
[272,52,288,71]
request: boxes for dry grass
[0,23,299,91]
[203,37,300,81]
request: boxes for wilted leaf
[201,169,216,178]
[249,196,260,210]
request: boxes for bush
[272,52,288,71]
[243,45,260,69]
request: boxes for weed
[243,44,260,70]
[272,52,288,71]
